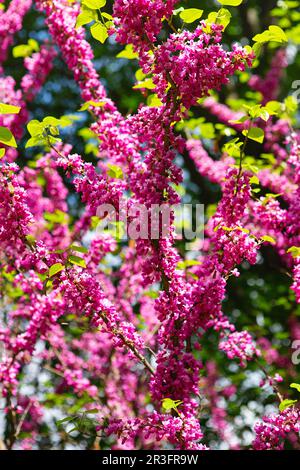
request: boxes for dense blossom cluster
[0,0,299,452]
[253,408,300,450]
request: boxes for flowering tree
[0,0,300,450]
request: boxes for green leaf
[250,175,259,185]
[49,263,65,278]
[107,163,124,179]
[0,103,21,114]
[173,7,184,16]
[0,127,17,147]
[12,39,39,58]
[223,138,243,158]
[236,226,250,234]
[43,116,63,127]
[56,416,77,426]
[217,0,243,5]
[253,25,288,44]
[25,234,36,246]
[177,260,202,270]
[25,136,45,148]
[28,39,39,52]
[0,148,5,158]
[290,383,300,393]
[218,0,243,7]
[102,12,113,20]
[265,100,282,115]
[44,210,67,224]
[68,255,87,269]
[161,398,183,412]
[27,120,44,137]
[287,246,300,258]
[284,96,297,115]
[261,235,276,244]
[13,45,32,58]
[81,0,106,9]
[279,399,297,412]
[269,25,288,42]
[135,69,146,82]
[243,127,264,143]
[252,42,262,57]
[179,8,203,23]
[133,78,156,90]
[90,22,108,43]
[147,94,163,107]
[116,44,138,59]
[70,244,88,254]
[229,115,248,124]
[75,11,96,28]
[259,109,270,122]
[79,100,105,111]
[207,8,231,30]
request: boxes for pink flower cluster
[152,26,253,108]
[253,407,300,450]
[249,48,287,104]
[0,0,32,69]
[113,0,176,47]
[21,45,57,100]
[219,331,260,367]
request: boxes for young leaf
[56,416,77,426]
[0,103,21,114]
[75,11,96,28]
[179,9,203,23]
[284,96,297,115]
[70,244,88,254]
[133,78,156,90]
[290,383,300,393]
[279,399,297,412]
[28,39,39,51]
[217,0,243,5]
[261,235,276,244]
[81,0,106,9]
[287,246,300,258]
[13,39,39,58]
[79,100,105,111]
[25,234,36,246]
[259,109,270,122]
[107,163,123,179]
[147,94,163,108]
[0,127,17,147]
[207,9,231,30]
[250,175,260,185]
[0,148,5,158]
[27,120,44,137]
[49,263,65,278]
[243,127,264,144]
[90,22,108,43]
[116,44,138,59]
[265,101,281,115]
[13,45,32,58]
[253,25,287,44]
[43,116,63,127]
[161,398,183,412]
[68,255,87,268]
[25,136,45,148]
